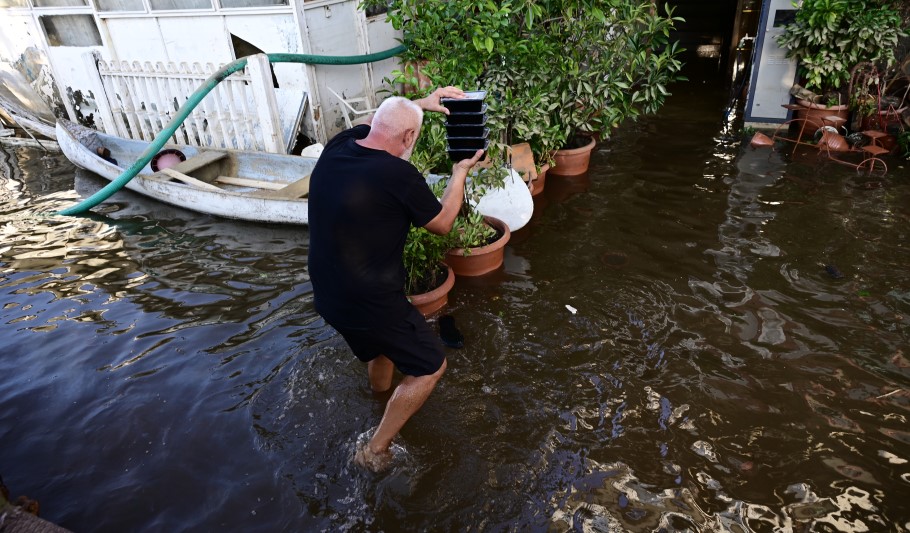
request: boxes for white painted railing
[83,52,301,153]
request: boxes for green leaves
[775,0,905,92]
[402,180,456,295]
[383,0,684,162]
[450,209,497,251]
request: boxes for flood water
[2,75,910,532]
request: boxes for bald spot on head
[371,96,423,138]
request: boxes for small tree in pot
[382,0,685,177]
[775,0,905,129]
[546,0,686,174]
[402,180,458,315]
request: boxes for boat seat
[256,174,311,199]
[158,168,223,191]
[171,150,228,174]
[214,176,291,190]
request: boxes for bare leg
[368,355,394,393]
[356,358,447,471]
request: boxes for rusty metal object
[752,106,890,176]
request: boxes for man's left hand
[416,86,466,115]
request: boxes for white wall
[1,0,404,142]
[296,0,404,140]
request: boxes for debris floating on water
[824,264,844,279]
[565,305,577,315]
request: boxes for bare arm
[423,149,484,235]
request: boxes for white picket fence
[83,52,307,153]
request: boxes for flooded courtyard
[2,76,909,531]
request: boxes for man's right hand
[424,149,484,235]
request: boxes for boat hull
[57,121,316,225]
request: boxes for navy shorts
[330,306,445,377]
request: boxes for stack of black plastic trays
[441,90,488,161]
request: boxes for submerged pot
[445,216,510,277]
[530,163,550,197]
[408,264,455,317]
[551,137,596,176]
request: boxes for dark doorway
[661,0,761,83]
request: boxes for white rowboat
[57,120,318,225]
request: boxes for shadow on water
[2,66,910,532]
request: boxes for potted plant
[545,0,685,175]
[848,60,909,142]
[776,0,905,131]
[404,226,457,316]
[383,0,568,179]
[437,157,512,277]
[383,0,684,180]
[445,211,511,277]
[403,180,458,316]
[481,32,567,185]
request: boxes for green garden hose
[57,45,406,216]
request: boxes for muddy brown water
[2,80,909,531]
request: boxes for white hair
[372,96,423,137]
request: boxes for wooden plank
[172,150,228,174]
[258,174,311,199]
[248,54,284,154]
[159,168,223,191]
[82,52,119,136]
[215,176,290,190]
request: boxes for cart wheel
[857,157,887,176]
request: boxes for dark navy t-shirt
[307,125,442,328]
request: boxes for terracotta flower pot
[530,164,549,197]
[551,137,596,176]
[408,264,455,317]
[445,216,510,277]
[795,99,849,135]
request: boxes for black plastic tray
[447,140,489,161]
[447,132,489,150]
[441,90,487,113]
[445,104,488,125]
[445,121,488,137]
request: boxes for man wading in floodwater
[307,87,482,472]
